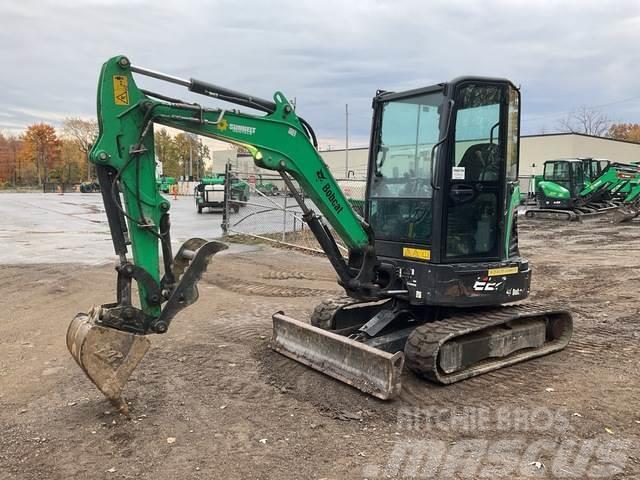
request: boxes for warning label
[113,75,129,105]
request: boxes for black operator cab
[581,157,610,183]
[365,77,529,307]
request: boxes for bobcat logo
[316,169,327,182]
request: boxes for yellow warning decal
[402,247,430,260]
[113,75,129,105]
[488,266,519,276]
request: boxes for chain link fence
[42,182,86,193]
[221,169,367,254]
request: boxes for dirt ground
[1,218,639,479]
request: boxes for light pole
[86,142,93,181]
[189,133,200,180]
[188,136,193,180]
[345,103,349,177]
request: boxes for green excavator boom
[68,55,382,408]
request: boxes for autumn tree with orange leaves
[18,124,62,185]
[62,117,98,180]
[607,123,640,143]
[0,134,21,184]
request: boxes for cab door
[443,82,512,261]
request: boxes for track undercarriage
[524,200,620,222]
[271,296,573,399]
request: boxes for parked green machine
[67,56,573,408]
[614,181,640,222]
[582,158,610,182]
[156,175,176,193]
[79,180,101,193]
[255,174,280,195]
[525,158,640,221]
[524,157,609,206]
[194,173,248,213]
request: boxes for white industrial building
[318,133,640,180]
[208,133,640,191]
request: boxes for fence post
[282,192,287,241]
[221,162,230,236]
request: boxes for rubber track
[310,296,357,329]
[404,303,573,385]
[524,205,619,222]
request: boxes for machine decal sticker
[322,183,344,214]
[113,75,129,105]
[216,119,229,131]
[452,166,465,180]
[488,266,518,276]
[473,277,504,292]
[229,124,256,135]
[402,247,431,260]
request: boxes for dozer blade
[67,308,150,412]
[271,313,404,400]
[613,205,640,223]
[575,206,620,223]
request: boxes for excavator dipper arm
[68,55,393,407]
[95,56,386,328]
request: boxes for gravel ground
[0,193,639,479]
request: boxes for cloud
[1,0,639,145]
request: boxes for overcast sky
[1,0,639,150]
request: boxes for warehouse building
[211,133,639,197]
[318,133,640,180]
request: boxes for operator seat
[446,142,500,257]
[457,143,500,181]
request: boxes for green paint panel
[538,181,570,199]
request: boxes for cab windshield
[544,161,571,182]
[369,90,444,243]
[544,160,585,194]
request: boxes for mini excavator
[67,56,573,408]
[526,158,640,221]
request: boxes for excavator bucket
[270,313,404,400]
[67,308,150,412]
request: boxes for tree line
[1,112,637,187]
[557,107,640,141]
[0,119,98,186]
[154,129,210,180]
[0,122,211,187]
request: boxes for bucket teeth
[67,308,150,413]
